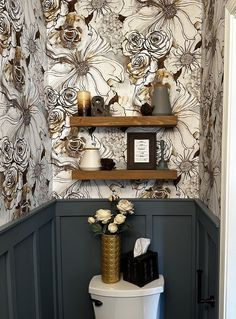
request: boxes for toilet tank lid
[89,274,164,297]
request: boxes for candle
[77,91,91,116]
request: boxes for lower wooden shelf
[72,169,177,180]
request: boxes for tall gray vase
[151,84,172,115]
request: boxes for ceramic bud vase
[151,84,172,115]
[101,234,121,284]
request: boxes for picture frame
[127,132,156,170]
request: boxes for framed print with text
[127,132,156,170]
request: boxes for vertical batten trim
[33,231,41,319]
[191,211,197,318]
[6,249,16,319]
[55,216,64,319]
[51,219,58,319]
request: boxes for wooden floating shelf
[70,116,177,127]
[72,169,177,180]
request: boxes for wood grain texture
[70,116,178,127]
[71,169,177,180]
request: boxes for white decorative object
[80,148,101,171]
[133,238,150,258]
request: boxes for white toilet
[89,275,164,319]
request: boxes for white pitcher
[79,148,101,171]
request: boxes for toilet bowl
[89,274,164,319]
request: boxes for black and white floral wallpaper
[45,0,202,201]
[0,0,52,226]
[199,0,226,217]
[0,0,226,225]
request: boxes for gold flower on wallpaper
[48,12,88,50]
[127,51,157,85]
[0,12,12,53]
[123,29,172,85]
[48,105,66,137]
[41,0,68,24]
[2,49,26,93]
[140,185,171,199]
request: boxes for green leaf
[91,223,103,235]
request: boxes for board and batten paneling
[195,200,220,319]
[0,199,219,319]
[55,199,197,319]
[0,200,57,319]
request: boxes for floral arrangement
[88,195,134,235]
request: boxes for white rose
[114,214,126,225]
[95,209,112,224]
[88,217,95,224]
[108,223,118,234]
[117,199,134,214]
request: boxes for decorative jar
[101,234,121,284]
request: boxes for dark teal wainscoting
[0,199,219,319]
[0,200,57,319]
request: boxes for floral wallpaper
[0,0,52,226]
[1,0,224,224]
[46,0,203,201]
[199,0,226,217]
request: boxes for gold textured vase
[101,234,121,284]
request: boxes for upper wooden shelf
[70,116,177,127]
[72,169,177,180]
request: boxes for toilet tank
[89,275,164,319]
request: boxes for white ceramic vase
[80,148,101,171]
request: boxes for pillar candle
[77,91,91,116]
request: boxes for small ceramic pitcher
[80,148,101,171]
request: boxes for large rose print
[58,87,77,115]
[48,106,66,136]
[0,136,13,170]
[144,30,172,59]
[122,31,145,56]
[13,138,30,172]
[2,164,22,210]
[127,50,157,85]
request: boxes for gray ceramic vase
[151,84,172,115]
